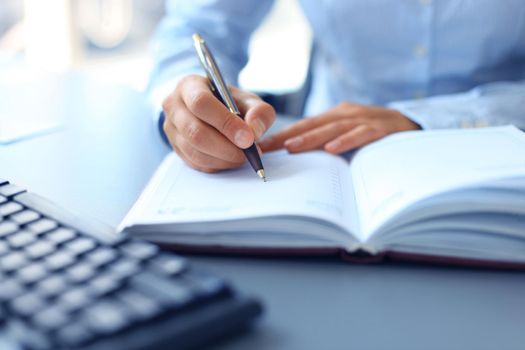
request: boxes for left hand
[258,102,421,154]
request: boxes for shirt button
[460,120,473,128]
[474,119,488,128]
[413,45,427,58]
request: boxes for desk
[1,76,524,350]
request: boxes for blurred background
[0,0,312,93]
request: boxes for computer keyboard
[0,178,262,350]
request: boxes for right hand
[162,75,275,173]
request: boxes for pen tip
[257,169,267,182]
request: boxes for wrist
[391,109,422,130]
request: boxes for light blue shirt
[150,0,525,129]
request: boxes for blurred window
[0,0,24,54]
[76,0,164,57]
[0,0,311,94]
[240,0,312,95]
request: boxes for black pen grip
[243,143,263,172]
[209,78,264,174]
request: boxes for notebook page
[121,150,356,237]
[350,126,525,239]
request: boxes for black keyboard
[0,179,262,350]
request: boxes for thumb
[231,88,275,140]
[243,101,276,140]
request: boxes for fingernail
[284,137,303,149]
[250,119,264,140]
[234,129,252,148]
[257,119,266,138]
[325,140,342,152]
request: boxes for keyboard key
[183,272,229,298]
[86,247,117,267]
[107,258,139,280]
[36,275,68,298]
[46,227,76,245]
[97,232,127,246]
[7,230,36,248]
[0,184,25,198]
[17,263,48,284]
[117,290,161,321]
[0,202,23,217]
[10,319,52,350]
[150,254,187,276]
[25,240,55,259]
[0,279,24,301]
[26,218,58,235]
[0,241,9,256]
[0,221,18,237]
[57,288,93,312]
[65,237,96,255]
[0,251,28,272]
[88,274,121,297]
[121,241,159,261]
[11,292,45,316]
[81,300,130,334]
[32,306,69,331]
[65,263,95,284]
[10,210,40,225]
[56,323,94,348]
[130,272,192,308]
[45,251,75,271]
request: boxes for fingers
[325,124,382,154]
[164,121,245,172]
[171,106,245,163]
[244,102,275,141]
[257,117,319,152]
[232,88,276,140]
[178,76,254,149]
[162,74,267,173]
[283,119,359,153]
[259,103,406,154]
[259,113,345,152]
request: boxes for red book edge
[157,243,525,270]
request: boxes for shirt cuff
[387,90,484,130]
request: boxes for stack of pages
[120,126,525,268]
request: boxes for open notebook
[120,126,525,268]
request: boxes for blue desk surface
[1,75,524,350]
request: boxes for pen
[192,33,267,182]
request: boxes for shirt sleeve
[147,0,275,111]
[388,81,525,130]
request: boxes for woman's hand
[259,102,420,154]
[162,75,276,173]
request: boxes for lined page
[350,126,525,239]
[121,150,355,236]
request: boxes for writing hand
[259,102,420,154]
[162,75,275,172]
